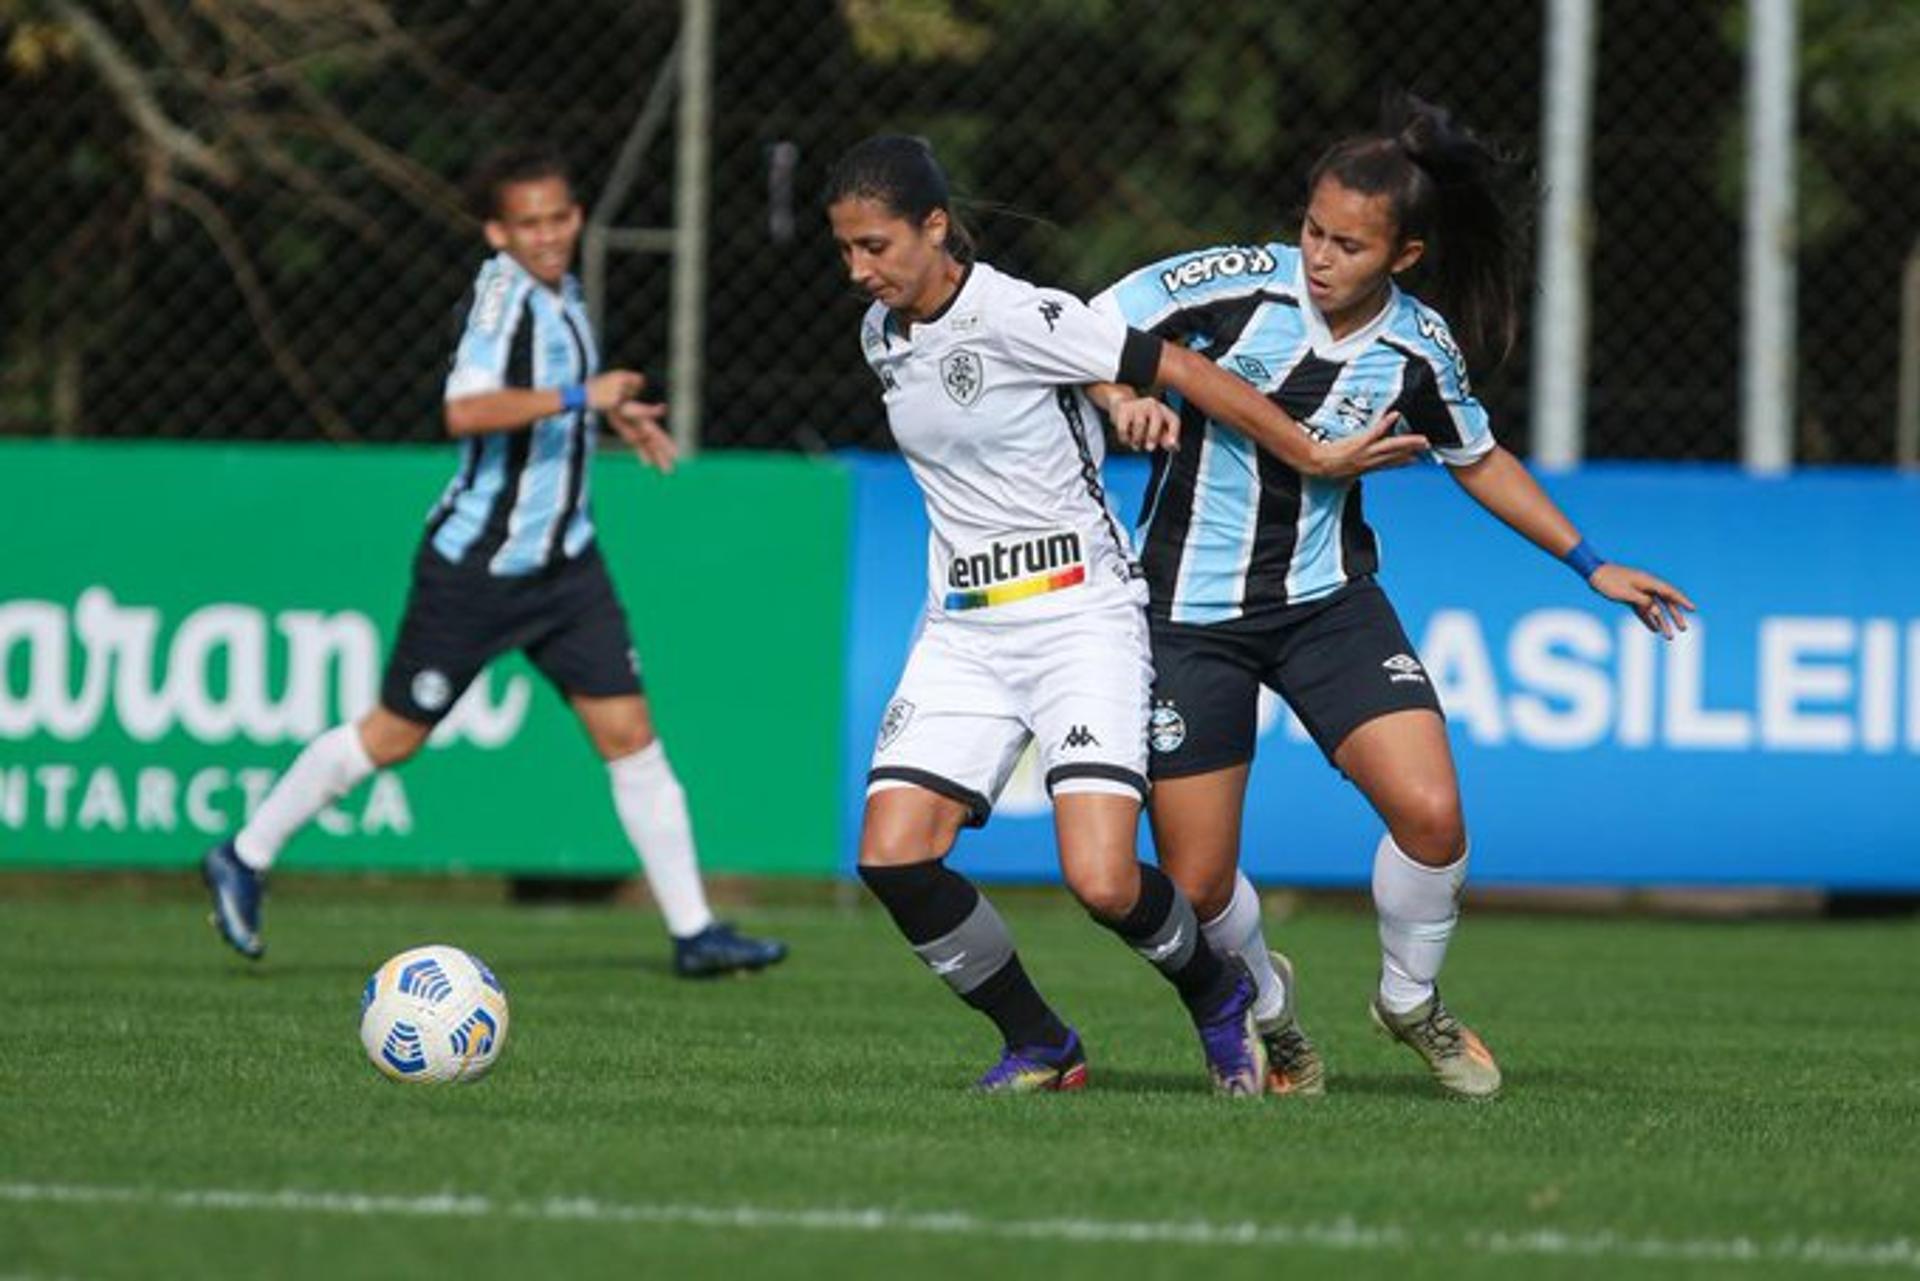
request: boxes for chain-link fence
[1,1,1914,462]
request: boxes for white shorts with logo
[867,604,1152,827]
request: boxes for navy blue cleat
[201,839,265,960]
[672,922,787,978]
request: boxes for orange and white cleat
[1370,989,1502,1100]
[1261,952,1326,1097]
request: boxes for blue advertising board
[843,454,1920,888]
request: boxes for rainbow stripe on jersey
[945,564,1086,611]
[943,530,1087,611]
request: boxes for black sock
[960,955,1070,1052]
[1101,861,1236,1016]
[860,860,1071,1051]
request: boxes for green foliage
[1719,0,1920,250]
[840,2,1358,290]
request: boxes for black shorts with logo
[380,541,643,725]
[1146,578,1441,778]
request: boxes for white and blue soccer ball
[358,944,510,1084]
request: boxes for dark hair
[1307,92,1520,372]
[468,143,573,221]
[824,134,976,263]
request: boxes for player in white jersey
[200,145,785,979]
[827,135,1425,1094]
[1089,95,1696,1099]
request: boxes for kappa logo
[1062,724,1100,750]
[1037,299,1064,331]
[1382,653,1428,685]
[1158,245,1276,294]
[879,367,899,393]
[1148,701,1187,754]
[939,349,986,406]
[876,698,916,751]
[411,668,452,711]
[862,323,885,353]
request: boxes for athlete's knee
[1065,859,1142,924]
[360,708,429,768]
[582,699,656,761]
[859,797,965,868]
[1159,857,1234,920]
[1388,786,1466,865]
[596,721,656,761]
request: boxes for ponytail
[1308,91,1521,372]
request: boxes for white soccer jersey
[860,260,1163,624]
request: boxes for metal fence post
[669,0,715,457]
[1741,0,1798,473]
[1531,0,1597,470]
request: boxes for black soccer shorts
[1145,578,1443,778]
[380,542,643,724]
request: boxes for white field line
[0,1182,1916,1271]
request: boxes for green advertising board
[0,441,849,876]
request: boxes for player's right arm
[1088,246,1426,479]
[437,258,644,437]
[1147,345,1426,480]
[444,372,643,437]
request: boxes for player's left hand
[608,399,677,474]
[1589,563,1696,638]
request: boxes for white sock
[1372,833,1467,1015]
[1201,871,1288,1027]
[233,723,376,871]
[608,741,715,939]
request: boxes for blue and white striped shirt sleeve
[444,258,532,401]
[1391,302,1495,467]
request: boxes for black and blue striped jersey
[1092,242,1494,624]
[426,253,601,577]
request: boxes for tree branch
[164,180,357,443]
[49,0,239,188]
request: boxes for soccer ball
[358,944,510,1084]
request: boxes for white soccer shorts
[867,604,1151,826]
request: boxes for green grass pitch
[2,882,1917,1280]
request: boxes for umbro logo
[929,951,967,976]
[1382,653,1427,685]
[1144,926,1185,962]
[1062,724,1100,749]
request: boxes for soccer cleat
[1194,964,1268,1097]
[975,1028,1089,1094]
[672,922,788,978]
[1370,988,1502,1100]
[201,838,265,960]
[1260,951,1326,1097]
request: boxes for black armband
[1117,328,1163,390]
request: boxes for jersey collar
[888,259,976,343]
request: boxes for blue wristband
[1562,538,1606,581]
[560,383,587,413]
